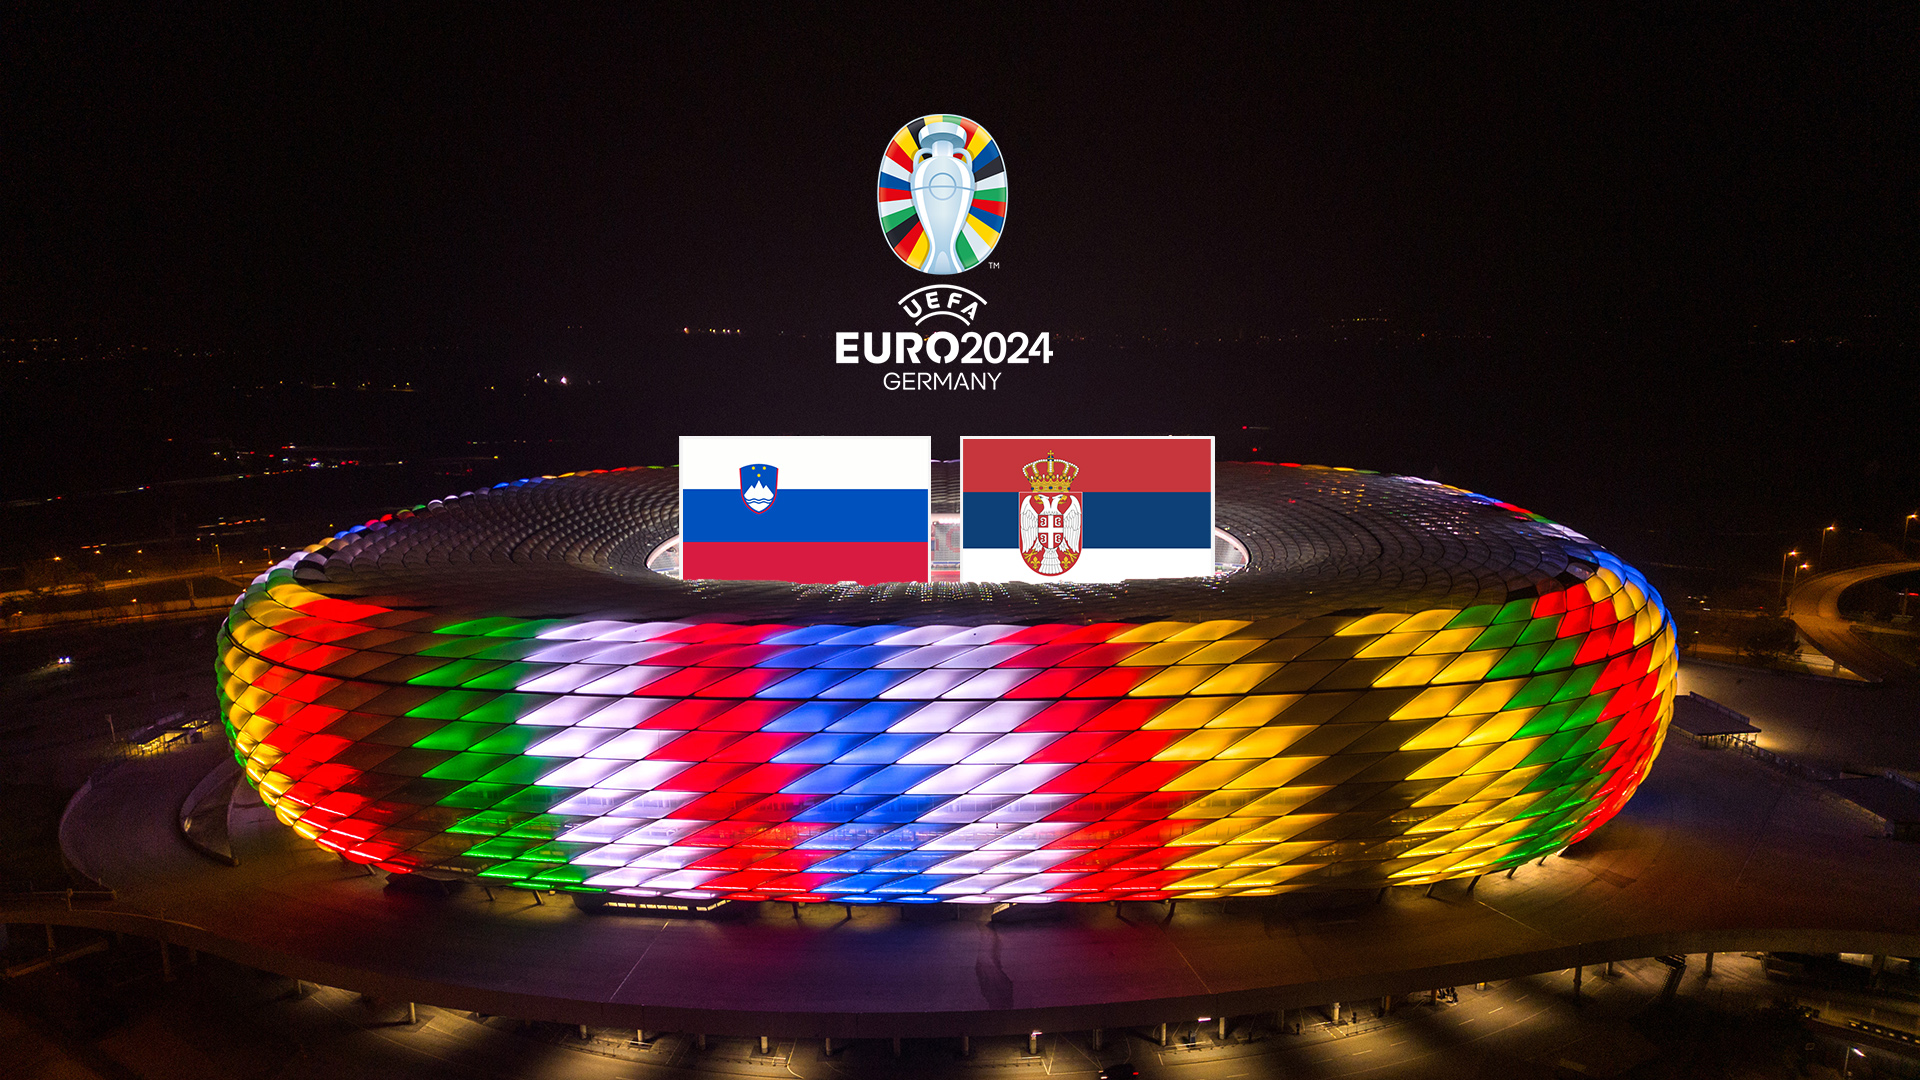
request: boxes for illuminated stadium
[215,462,1676,907]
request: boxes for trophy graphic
[910,121,975,276]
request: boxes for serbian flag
[680,436,931,584]
[959,436,1214,583]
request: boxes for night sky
[3,5,1915,575]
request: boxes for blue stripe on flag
[961,491,1212,549]
[684,489,927,542]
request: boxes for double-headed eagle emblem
[1019,453,1082,576]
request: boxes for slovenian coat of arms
[1019,453,1081,575]
[740,464,777,513]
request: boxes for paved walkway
[7,947,1865,1080]
[13,733,1920,1040]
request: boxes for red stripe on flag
[961,437,1213,492]
[683,542,928,585]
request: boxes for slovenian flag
[959,436,1214,583]
[680,436,931,584]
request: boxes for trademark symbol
[988,262,1000,269]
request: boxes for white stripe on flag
[958,548,1214,584]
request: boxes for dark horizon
[6,7,1912,341]
[3,5,1915,592]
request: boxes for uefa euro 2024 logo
[877,115,1006,274]
[846,115,1042,385]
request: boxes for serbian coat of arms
[1019,453,1082,575]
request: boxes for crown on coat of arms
[1023,453,1079,492]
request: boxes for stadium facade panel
[216,463,1675,904]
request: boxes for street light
[1904,512,1917,552]
[1779,549,1801,602]
[1819,524,1837,566]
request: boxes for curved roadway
[1786,561,1920,685]
[15,735,1918,1040]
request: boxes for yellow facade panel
[1156,729,1249,760]
[1192,663,1283,695]
[1116,641,1205,666]
[1142,697,1234,729]
[1461,709,1537,746]
[1231,787,1334,817]
[1391,684,1476,720]
[1161,758,1262,791]
[1473,765,1549,802]
[1217,726,1317,759]
[1130,665,1223,696]
[1335,612,1412,637]
[1180,638,1264,664]
[1375,654,1451,687]
[1407,744,1499,780]
[1230,815,1336,844]
[1414,627,1481,654]
[1109,621,1190,643]
[1450,679,1526,714]
[1356,632,1433,659]
[1465,738,1545,775]
[1432,651,1503,684]
[1167,620,1254,642]
[1399,715,1483,751]
[1205,695,1303,727]
[1396,609,1460,633]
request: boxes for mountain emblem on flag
[740,464,777,513]
[1019,453,1081,575]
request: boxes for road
[1785,561,1920,685]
